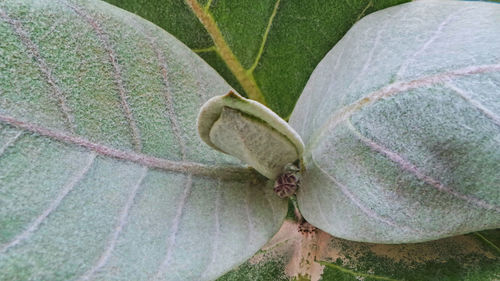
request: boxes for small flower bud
[274,172,299,198]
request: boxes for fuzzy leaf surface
[104,0,409,118]
[197,91,304,179]
[0,1,287,280]
[290,1,500,243]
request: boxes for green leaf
[227,222,499,281]
[103,0,409,118]
[290,1,500,243]
[0,0,287,280]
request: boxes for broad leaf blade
[290,1,500,243]
[103,0,409,118]
[0,1,287,280]
[221,222,499,281]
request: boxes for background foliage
[104,0,409,118]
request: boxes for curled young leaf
[198,91,304,179]
[290,1,500,243]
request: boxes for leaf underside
[291,1,500,243]
[0,1,287,280]
[104,0,410,118]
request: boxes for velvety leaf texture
[290,1,500,243]
[104,0,409,118]
[0,1,287,280]
[197,91,304,180]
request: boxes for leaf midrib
[2,1,248,180]
[307,63,500,152]
[0,113,257,181]
[345,120,500,212]
[185,0,280,105]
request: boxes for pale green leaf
[290,1,500,243]
[0,1,287,280]
[103,0,410,118]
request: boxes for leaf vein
[204,0,214,12]
[192,45,216,53]
[146,35,188,160]
[245,182,255,250]
[62,1,143,152]
[0,8,75,132]
[0,152,96,254]
[184,0,266,104]
[200,179,221,279]
[314,185,333,230]
[77,166,148,281]
[0,113,257,180]
[473,232,500,254]
[247,0,281,74]
[355,0,373,22]
[309,63,500,151]
[312,151,419,233]
[155,174,193,278]
[445,82,500,127]
[0,130,23,157]
[346,120,500,212]
[396,7,471,79]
